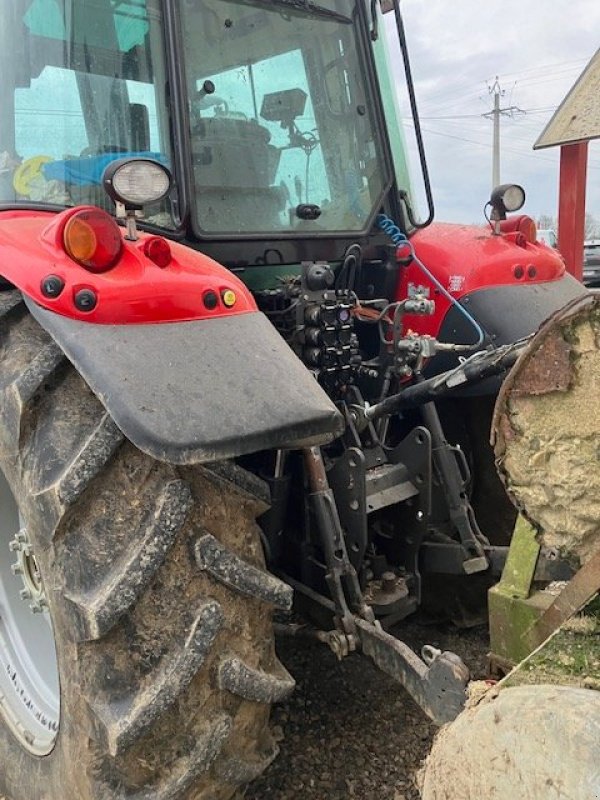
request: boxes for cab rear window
[24,0,149,50]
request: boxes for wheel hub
[10,528,49,615]
[0,468,60,755]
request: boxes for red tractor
[0,1,591,799]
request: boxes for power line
[420,112,494,120]
[489,57,588,80]
[420,59,588,111]
[404,121,600,171]
[404,115,600,170]
[418,106,555,121]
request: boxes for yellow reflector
[222,290,237,308]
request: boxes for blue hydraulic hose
[377,214,485,349]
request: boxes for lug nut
[20,588,32,601]
[11,563,23,575]
[30,598,48,614]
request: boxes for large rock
[420,684,600,800]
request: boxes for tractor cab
[0,0,414,264]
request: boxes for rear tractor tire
[0,292,294,800]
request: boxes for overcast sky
[384,1,600,226]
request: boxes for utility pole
[483,78,523,190]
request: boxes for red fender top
[398,222,567,337]
[0,208,256,324]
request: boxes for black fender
[26,299,344,464]
[427,273,587,393]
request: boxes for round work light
[103,158,172,209]
[490,184,526,218]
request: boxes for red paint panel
[0,208,256,324]
[558,142,588,281]
[397,222,567,338]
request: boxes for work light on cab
[488,183,527,235]
[103,158,171,209]
[102,158,172,242]
[490,184,526,218]
[63,209,122,273]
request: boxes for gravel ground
[246,620,489,800]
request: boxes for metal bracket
[355,618,469,724]
[327,446,368,570]
[303,447,376,633]
[418,396,489,572]
[385,425,432,602]
[275,612,470,723]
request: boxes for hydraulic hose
[377,214,485,350]
[363,344,523,421]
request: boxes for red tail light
[63,209,122,272]
[498,215,537,244]
[143,236,172,268]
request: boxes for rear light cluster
[54,209,178,314]
[39,207,240,316]
[62,210,174,272]
[63,209,122,272]
[519,217,538,244]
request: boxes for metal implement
[418,394,488,573]
[303,446,376,632]
[354,619,469,725]
[302,446,470,725]
[488,516,558,668]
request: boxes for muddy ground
[245,621,489,800]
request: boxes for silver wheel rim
[0,468,60,755]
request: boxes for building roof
[534,49,600,150]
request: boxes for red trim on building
[557,142,588,281]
